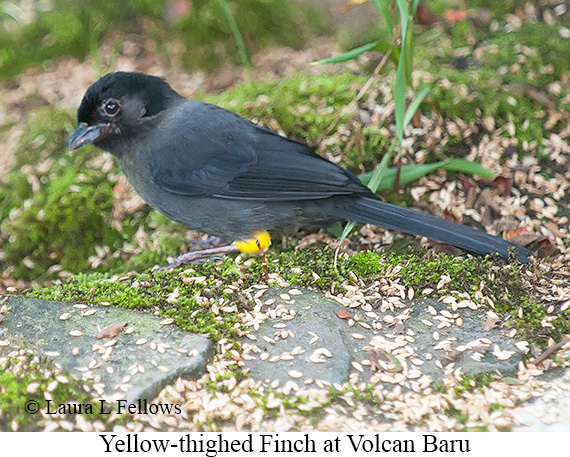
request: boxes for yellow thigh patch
[232,231,272,253]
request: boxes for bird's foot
[156,231,272,279]
[155,244,240,271]
[187,236,226,250]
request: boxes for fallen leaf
[368,349,389,366]
[506,230,542,247]
[442,209,461,224]
[480,203,500,226]
[492,176,512,197]
[462,178,480,208]
[411,109,423,128]
[337,309,352,319]
[97,322,128,339]
[439,350,460,367]
[504,145,516,159]
[444,9,467,24]
[369,349,402,372]
[536,239,561,258]
[542,221,565,239]
[429,241,461,256]
[493,217,522,233]
[483,315,500,331]
[394,319,405,334]
[415,4,438,25]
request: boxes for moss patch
[416,19,570,157]
[0,353,125,431]
[0,0,328,79]
[203,72,367,144]
[24,246,567,348]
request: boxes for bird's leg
[156,244,240,271]
[157,231,272,273]
[256,238,269,282]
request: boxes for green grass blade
[403,86,431,127]
[404,20,414,87]
[441,158,495,179]
[367,137,398,192]
[371,0,393,30]
[358,158,495,189]
[218,0,251,78]
[339,220,357,243]
[337,137,397,244]
[411,0,420,15]
[394,0,409,143]
[395,0,409,36]
[312,40,380,65]
[394,51,407,142]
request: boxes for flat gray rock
[0,297,213,404]
[241,287,525,389]
[406,298,524,379]
[243,288,352,386]
[512,368,570,431]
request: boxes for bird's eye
[103,100,120,117]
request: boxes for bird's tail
[334,196,531,263]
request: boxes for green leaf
[338,136,398,244]
[404,19,414,87]
[358,159,495,190]
[411,0,420,15]
[441,158,495,179]
[372,0,393,30]
[393,0,409,143]
[311,40,380,65]
[394,51,407,142]
[367,137,398,193]
[218,0,251,76]
[375,40,401,67]
[403,86,431,127]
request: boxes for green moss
[22,246,350,340]
[23,243,566,346]
[346,251,389,277]
[0,354,123,431]
[26,263,244,341]
[0,0,328,79]
[203,72,367,144]
[455,373,496,395]
[443,405,468,424]
[345,250,568,346]
[348,249,498,295]
[0,108,127,280]
[0,108,187,281]
[414,19,570,158]
[490,403,504,412]
[467,0,529,20]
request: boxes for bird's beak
[68,122,111,151]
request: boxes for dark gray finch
[69,72,531,263]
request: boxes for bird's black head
[69,72,181,154]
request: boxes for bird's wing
[151,101,371,201]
